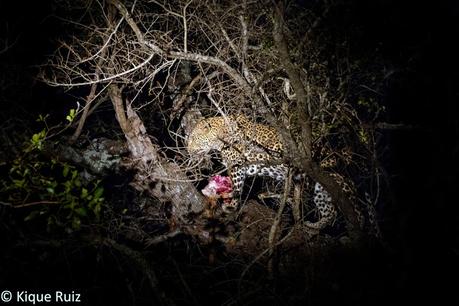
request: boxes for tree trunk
[108,84,204,223]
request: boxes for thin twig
[0,201,60,208]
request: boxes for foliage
[0,118,105,233]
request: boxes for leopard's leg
[222,165,247,213]
[258,165,288,181]
[222,164,287,213]
[256,165,290,199]
[305,183,337,230]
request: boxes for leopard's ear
[181,108,204,141]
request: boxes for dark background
[1,1,458,305]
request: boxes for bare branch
[273,4,312,161]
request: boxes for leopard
[186,114,377,234]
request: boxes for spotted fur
[187,115,366,231]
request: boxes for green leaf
[93,202,101,219]
[74,179,81,187]
[71,217,81,230]
[66,108,76,122]
[36,114,49,122]
[32,133,39,143]
[12,179,25,188]
[358,129,368,145]
[75,207,87,217]
[62,165,69,177]
[81,187,88,199]
[93,187,104,199]
[30,130,46,150]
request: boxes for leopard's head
[186,117,227,155]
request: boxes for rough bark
[108,84,204,223]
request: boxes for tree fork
[108,83,205,223]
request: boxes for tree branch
[272,4,362,240]
[273,4,312,162]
